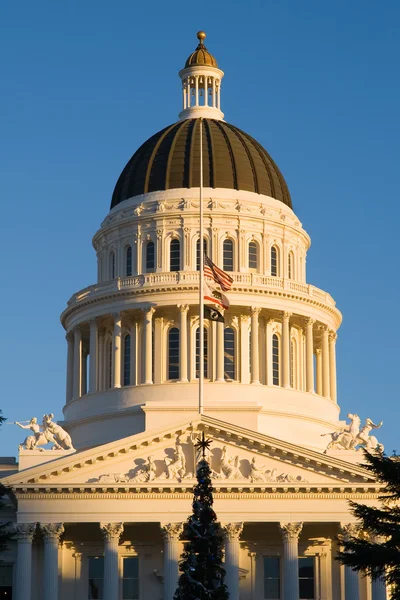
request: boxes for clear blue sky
[1,1,399,456]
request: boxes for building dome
[111,118,292,209]
[184,31,218,67]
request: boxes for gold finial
[197,31,206,44]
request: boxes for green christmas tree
[174,433,229,600]
[338,449,400,598]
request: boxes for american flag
[204,255,233,292]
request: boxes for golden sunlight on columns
[239,315,250,384]
[329,331,337,403]
[144,307,155,385]
[73,327,82,399]
[321,326,330,398]
[112,313,122,389]
[89,319,98,393]
[178,305,189,382]
[282,312,291,388]
[216,315,225,382]
[66,332,74,403]
[305,318,315,393]
[316,348,322,395]
[251,307,261,384]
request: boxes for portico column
[305,318,315,393]
[216,314,225,382]
[250,308,261,384]
[161,522,184,600]
[282,312,291,388]
[178,305,189,382]
[112,313,122,388]
[239,315,250,384]
[341,524,360,600]
[223,522,243,600]
[15,523,35,600]
[143,307,155,384]
[316,348,322,395]
[321,326,330,398]
[101,522,124,600]
[280,522,303,600]
[89,318,98,393]
[66,333,74,403]
[73,327,82,399]
[329,331,337,402]
[40,523,64,600]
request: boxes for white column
[89,319,98,393]
[130,320,138,386]
[40,523,64,600]
[144,307,155,384]
[280,522,303,600]
[305,318,315,393]
[182,82,186,110]
[329,331,337,402]
[216,317,225,382]
[112,313,122,388]
[212,77,216,107]
[101,522,124,600]
[15,523,35,600]
[316,348,322,395]
[321,326,330,398]
[66,333,74,403]
[223,523,243,600]
[250,308,261,384]
[178,305,189,382]
[73,327,82,399]
[240,315,250,384]
[161,522,184,600]
[73,552,83,599]
[341,524,360,600]
[282,312,291,388]
[195,75,199,105]
[81,349,87,395]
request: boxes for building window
[0,565,13,598]
[195,327,208,378]
[264,556,280,599]
[288,251,293,280]
[122,557,139,600]
[224,327,235,380]
[145,241,155,272]
[249,241,258,270]
[168,328,180,380]
[196,237,208,271]
[126,246,132,277]
[271,246,278,277]
[299,557,315,599]
[223,239,234,271]
[88,556,104,599]
[123,334,131,386]
[170,239,180,271]
[110,251,116,279]
[272,334,280,386]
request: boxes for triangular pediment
[2,416,379,492]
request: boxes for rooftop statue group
[15,414,74,451]
[322,413,384,453]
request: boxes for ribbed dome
[111,119,292,209]
[184,31,218,68]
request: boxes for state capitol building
[0,32,387,600]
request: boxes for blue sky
[0,0,399,456]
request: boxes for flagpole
[199,117,204,415]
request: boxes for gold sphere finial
[197,31,206,44]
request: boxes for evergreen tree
[174,434,229,600]
[338,449,400,598]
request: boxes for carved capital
[318,324,329,333]
[40,523,64,542]
[160,522,184,541]
[329,331,337,342]
[282,311,292,320]
[315,348,322,357]
[223,522,244,541]
[100,522,124,542]
[340,523,360,541]
[239,314,250,324]
[250,307,261,317]
[305,317,315,327]
[73,551,83,561]
[142,307,156,318]
[15,523,36,542]
[178,304,189,314]
[279,522,303,541]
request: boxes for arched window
[196,237,208,271]
[288,251,294,280]
[126,246,132,277]
[224,327,235,380]
[248,241,258,270]
[272,334,280,386]
[110,251,116,279]
[195,327,208,378]
[223,239,234,272]
[170,239,180,272]
[168,328,180,380]
[145,241,155,273]
[123,334,131,386]
[271,246,278,277]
